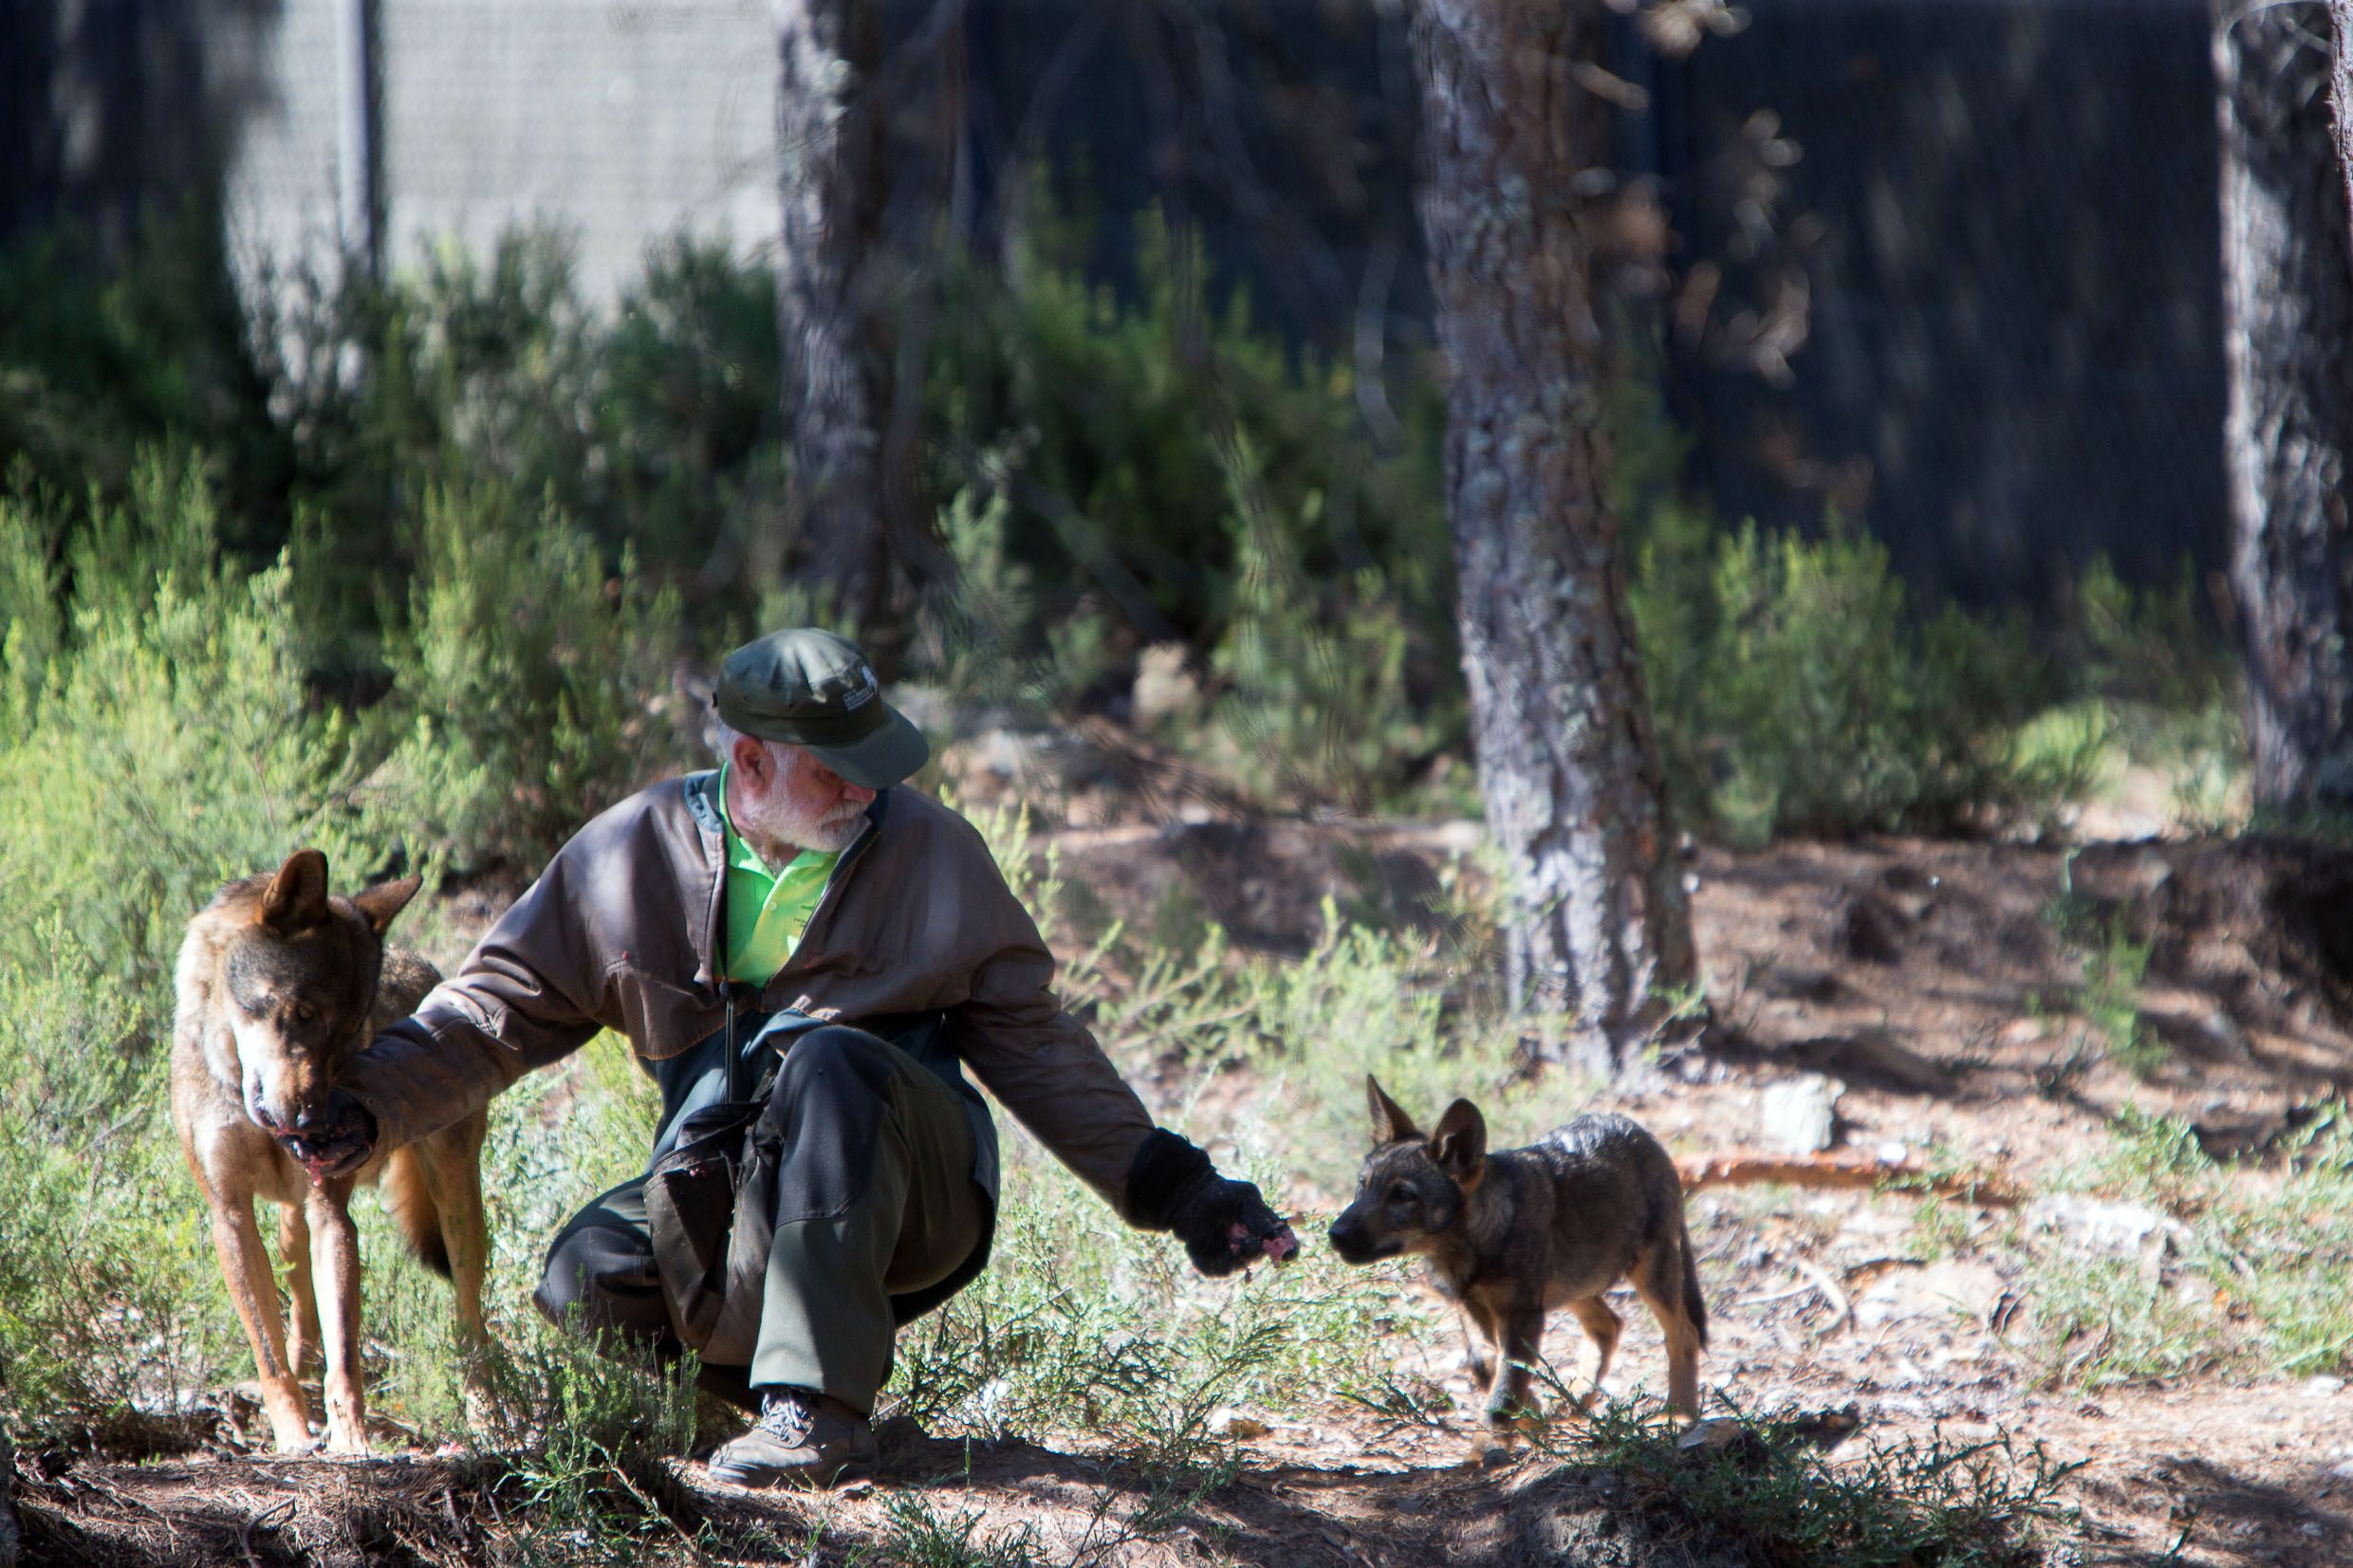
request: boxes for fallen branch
[1792,1258,1853,1337]
[1677,1150,2025,1208]
[235,1499,294,1568]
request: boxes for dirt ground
[12,811,2353,1566]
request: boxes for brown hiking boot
[707,1386,876,1489]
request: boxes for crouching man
[274,628,1295,1486]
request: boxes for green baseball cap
[713,628,930,789]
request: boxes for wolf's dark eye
[1385,1181,1410,1207]
[292,1001,316,1024]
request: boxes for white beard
[734,783,866,861]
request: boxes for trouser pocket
[645,1099,763,1359]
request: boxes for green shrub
[1613,380,2098,843]
[1568,1396,2081,1568]
[1209,462,1451,811]
[925,203,1459,770]
[0,929,238,1437]
[0,207,290,544]
[0,453,398,987]
[377,480,690,873]
[2017,1106,2353,1387]
[1636,520,2088,844]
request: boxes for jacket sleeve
[941,837,1158,1211]
[342,846,608,1150]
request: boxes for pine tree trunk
[776,0,891,630]
[1412,0,1696,1075]
[2219,4,2353,811]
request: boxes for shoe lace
[753,1389,818,1446]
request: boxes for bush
[0,206,291,548]
[2018,1106,2353,1387]
[1615,383,2095,844]
[377,480,691,874]
[925,204,1460,770]
[0,929,238,1437]
[1208,459,1451,811]
[0,453,398,988]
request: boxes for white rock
[1761,1076,1843,1155]
[2305,1375,2345,1400]
[2025,1194,2190,1259]
[1853,1259,2005,1330]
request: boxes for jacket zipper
[767,792,886,997]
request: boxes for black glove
[276,1091,379,1184]
[1124,1129,1299,1278]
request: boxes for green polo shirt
[715,765,840,985]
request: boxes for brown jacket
[343,773,1156,1208]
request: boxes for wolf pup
[1327,1078,1707,1434]
[171,849,492,1454]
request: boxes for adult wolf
[171,849,491,1455]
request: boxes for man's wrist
[1122,1128,1215,1229]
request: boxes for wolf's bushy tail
[1679,1221,1709,1350]
[381,1147,453,1278]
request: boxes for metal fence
[4,0,2229,608]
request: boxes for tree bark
[776,0,892,631]
[2220,3,2353,811]
[1412,0,1697,1075]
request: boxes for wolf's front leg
[306,1185,369,1455]
[206,1193,314,1452]
[1458,1301,1497,1388]
[1484,1303,1547,1437]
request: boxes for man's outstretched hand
[1124,1129,1301,1277]
[1170,1171,1300,1276]
[274,1091,378,1184]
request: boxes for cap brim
[804,704,931,790]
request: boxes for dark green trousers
[535,1027,988,1415]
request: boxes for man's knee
[770,1026,895,1111]
[534,1222,667,1344]
[533,1228,603,1332]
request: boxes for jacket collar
[680,770,890,987]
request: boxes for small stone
[1677,1418,1748,1452]
[2304,1375,2344,1400]
[2301,1522,2325,1539]
[954,1377,1013,1428]
[1207,1407,1270,1441]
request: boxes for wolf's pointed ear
[350,875,423,936]
[1429,1098,1487,1182]
[259,848,331,933]
[1366,1075,1420,1145]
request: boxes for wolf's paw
[269,1424,322,1456]
[1483,1401,1546,1440]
